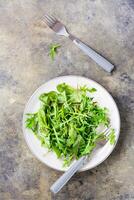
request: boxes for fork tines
[44,14,57,27]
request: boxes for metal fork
[50,126,113,194]
[44,14,114,73]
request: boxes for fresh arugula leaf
[88,88,97,93]
[49,44,61,60]
[80,85,97,93]
[25,113,38,133]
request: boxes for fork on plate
[50,126,112,194]
[44,14,114,73]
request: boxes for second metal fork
[44,14,114,73]
[50,126,113,194]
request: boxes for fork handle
[50,156,87,194]
[70,37,114,73]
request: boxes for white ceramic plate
[23,76,120,171]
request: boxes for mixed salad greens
[25,83,115,166]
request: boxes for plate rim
[22,75,121,172]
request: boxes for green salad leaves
[26,83,115,166]
[49,44,61,60]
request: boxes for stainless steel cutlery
[44,14,114,73]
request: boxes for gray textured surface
[0,0,134,200]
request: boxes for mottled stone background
[0,0,134,200]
